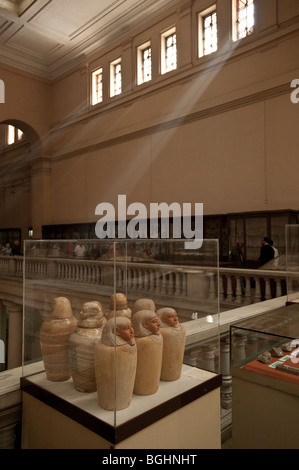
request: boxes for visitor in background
[259,237,274,300]
[2,242,12,256]
[12,239,23,256]
[74,242,86,258]
[259,237,274,267]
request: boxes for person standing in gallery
[269,239,280,296]
[258,237,274,300]
[2,242,12,256]
[269,239,279,261]
[259,237,274,267]
[74,242,86,258]
[12,239,23,256]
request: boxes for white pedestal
[21,365,221,449]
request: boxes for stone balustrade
[0,256,290,307]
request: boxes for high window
[110,58,122,97]
[234,0,254,40]
[91,68,103,105]
[7,125,23,145]
[198,7,217,57]
[161,27,177,74]
[137,42,152,85]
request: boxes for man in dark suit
[259,237,274,267]
[259,237,275,300]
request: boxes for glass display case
[230,303,299,384]
[286,224,299,303]
[230,302,299,449]
[21,238,221,448]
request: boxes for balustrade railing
[0,255,288,305]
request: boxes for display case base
[231,366,299,449]
[21,365,222,449]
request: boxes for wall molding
[52,81,291,164]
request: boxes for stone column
[197,344,216,372]
[0,398,22,449]
[231,330,247,364]
[0,421,19,449]
[220,335,232,410]
[3,302,23,369]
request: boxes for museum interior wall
[0,0,299,257]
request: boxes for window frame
[233,0,255,41]
[110,58,122,97]
[137,41,152,85]
[198,6,218,58]
[161,26,177,75]
[91,67,103,106]
[6,125,23,146]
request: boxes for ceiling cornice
[0,0,181,80]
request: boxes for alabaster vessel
[94,317,137,411]
[105,292,132,320]
[40,297,77,382]
[157,307,186,381]
[69,301,106,392]
[132,298,156,316]
[131,309,163,395]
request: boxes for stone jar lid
[78,301,104,328]
[132,298,156,315]
[109,293,128,310]
[50,297,74,319]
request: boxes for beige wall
[0,64,51,140]
[0,0,299,238]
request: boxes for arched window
[6,125,23,145]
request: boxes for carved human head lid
[78,301,104,328]
[131,310,161,337]
[101,317,135,346]
[132,298,156,316]
[157,307,180,329]
[109,293,128,310]
[51,297,73,319]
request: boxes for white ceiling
[0,0,180,79]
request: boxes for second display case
[230,303,299,449]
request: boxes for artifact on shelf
[105,293,132,320]
[94,317,137,410]
[257,351,272,364]
[40,297,78,382]
[270,347,283,357]
[132,310,163,395]
[157,307,186,381]
[69,301,106,392]
[282,342,293,352]
[276,361,299,376]
[132,298,156,316]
